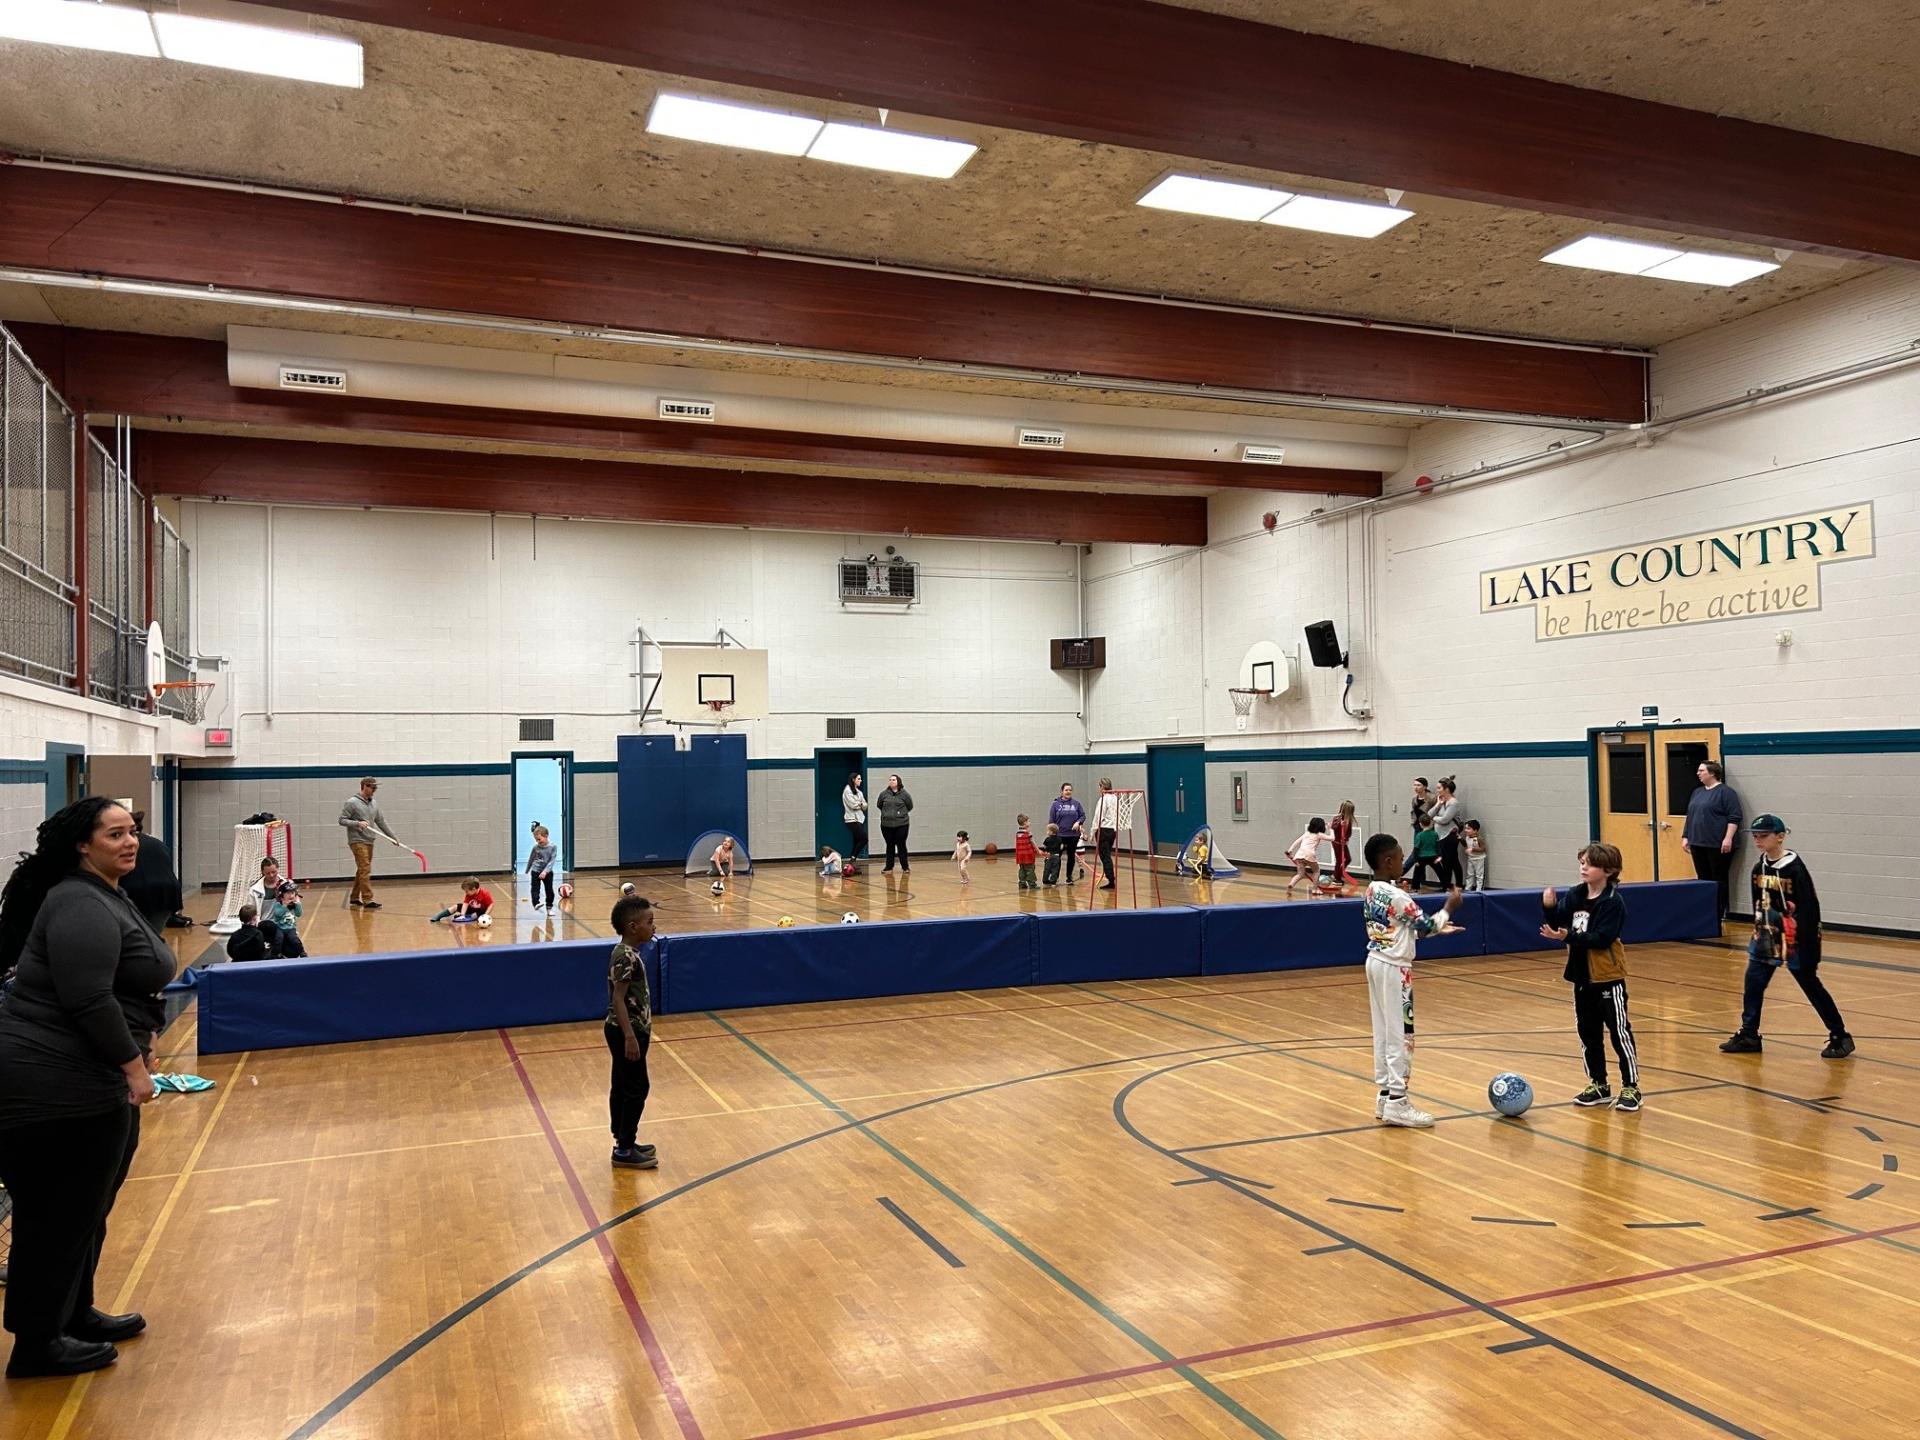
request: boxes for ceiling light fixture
[152,12,363,87]
[807,122,977,178]
[0,2,364,86]
[1261,194,1415,238]
[0,0,158,57]
[1138,174,1292,221]
[645,93,824,156]
[1542,235,1779,286]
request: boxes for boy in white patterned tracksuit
[1361,833,1464,1128]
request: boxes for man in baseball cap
[1719,814,1854,1058]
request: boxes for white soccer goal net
[209,822,295,934]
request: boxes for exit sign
[204,727,234,748]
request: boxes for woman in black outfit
[875,773,914,872]
[0,798,172,1379]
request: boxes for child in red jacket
[1014,814,1040,890]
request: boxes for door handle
[1658,821,1671,831]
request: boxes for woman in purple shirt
[1048,784,1086,885]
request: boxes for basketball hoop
[1228,688,1269,731]
[153,680,215,724]
[704,698,735,726]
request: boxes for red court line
[750,1217,1920,1439]
[497,1029,706,1440]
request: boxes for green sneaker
[1614,1085,1643,1113]
[1574,1083,1612,1107]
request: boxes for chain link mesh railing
[87,435,149,708]
[152,508,194,715]
[1,332,78,686]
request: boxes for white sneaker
[1381,1098,1435,1128]
[1375,1094,1386,1120]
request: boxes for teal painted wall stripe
[180,763,511,782]
[1,760,46,786]
[1725,729,1920,756]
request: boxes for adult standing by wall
[875,774,914,873]
[120,811,182,933]
[0,798,172,1378]
[1048,783,1086,886]
[1681,761,1743,922]
[842,773,869,863]
[1430,777,1464,890]
[1408,777,1433,843]
[1091,778,1120,891]
[338,776,396,910]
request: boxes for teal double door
[1146,744,1206,853]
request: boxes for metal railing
[0,330,78,686]
[152,507,194,715]
[87,430,148,708]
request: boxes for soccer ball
[710,881,725,896]
[841,911,861,924]
[776,915,795,928]
[1488,1072,1533,1117]
[477,915,493,929]
[621,881,636,896]
[558,882,573,900]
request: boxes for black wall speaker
[1304,621,1347,668]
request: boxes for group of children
[1362,811,1854,1129]
[818,815,1089,891]
[224,854,307,960]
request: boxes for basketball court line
[496,1028,706,1440]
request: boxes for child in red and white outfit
[1013,815,1040,890]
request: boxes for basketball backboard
[658,646,770,724]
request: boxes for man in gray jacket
[339,776,397,909]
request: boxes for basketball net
[1228,688,1267,731]
[704,698,735,727]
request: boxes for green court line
[1075,980,1920,1257]
[708,1011,1288,1440]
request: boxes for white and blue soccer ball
[841,911,861,924]
[710,881,725,896]
[1488,1072,1533,1117]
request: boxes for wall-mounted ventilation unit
[826,718,857,739]
[659,398,717,422]
[838,556,919,605]
[1018,427,1067,449]
[519,718,555,741]
[279,366,347,392]
[1239,443,1288,465]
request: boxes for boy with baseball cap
[1719,814,1854,1058]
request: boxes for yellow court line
[1718,1284,1920,1371]
[47,1050,252,1440]
[656,1037,738,1113]
[963,989,1139,1063]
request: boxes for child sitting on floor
[431,877,495,924]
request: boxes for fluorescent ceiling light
[807,122,976,178]
[152,13,362,87]
[1542,234,1779,286]
[1262,194,1414,238]
[646,93,823,156]
[1541,235,1682,275]
[1138,174,1291,222]
[1640,252,1781,286]
[0,1,159,57]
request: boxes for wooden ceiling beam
[137,430,1211,546]
[283,0,1920,266]
[11,325,1382,495]
[0,167,1644,422]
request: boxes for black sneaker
[360,900,382,910]
[611,1145,658,1169]
[1718,1032,1762,1054]
[1574,1083,1612,1107]
[1821,1033,1856,1059]
[1614,1085,1643,1113]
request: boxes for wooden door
[1594,730,1656,883]
[1653,727,1724,883]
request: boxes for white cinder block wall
[174,509,1095,884]
[1084,268,1920,927]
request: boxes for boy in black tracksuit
[1720,814,1854,1058]
[1541,842,1641,1112]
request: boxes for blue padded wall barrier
[665,913,1033,1013]
[1032,907,1203,986]
[199,937,658,1054]
[1199,893,1484,976]
[618,735,684,865]
[1477,881,1717,957]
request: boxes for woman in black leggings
[875,773,914,872]
[1093,777,1119,890]
[841,773,868,862]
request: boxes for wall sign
[1481,504,1873,641]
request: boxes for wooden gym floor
[11,930,1920,1438]
[164,856,1335,963]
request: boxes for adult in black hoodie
[1720,815,1854,1058]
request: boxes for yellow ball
[776,915,795,928]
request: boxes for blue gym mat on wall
[198,882,1717,1052]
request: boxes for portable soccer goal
[1086,788,1162,907]
[1175,824,1239,878]
[209,821,295,934]
[683,830,753,876]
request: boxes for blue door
[815,747,867,859]
[511,753,571,877]
[1146,744,1206,851]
